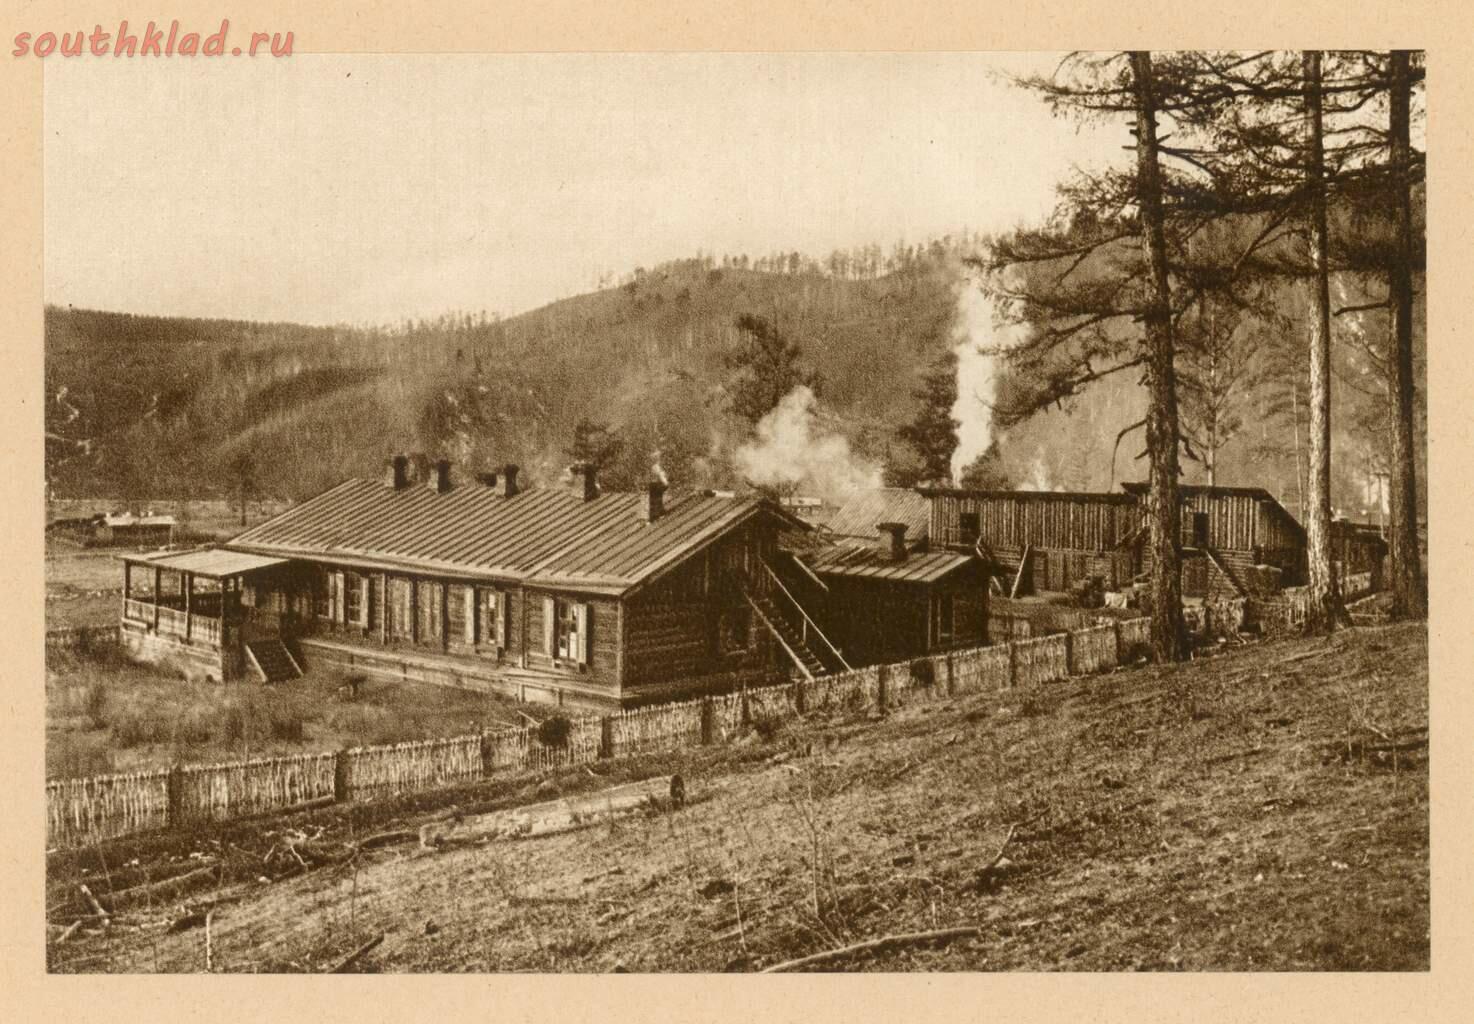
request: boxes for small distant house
[102,512,178,548]
[120,457,824,709]
[1331,519,1388,590]
[50,511,177,548]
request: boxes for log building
[120,457,827,709]
[921,481,1368,600]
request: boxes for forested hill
[44,252,966,503]
[44,239,1425,524]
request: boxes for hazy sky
[45,52,1122,326]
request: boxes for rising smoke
[734,385,881,504]
[948,271,1028,483]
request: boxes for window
[313,571,331,619]
[543,596,590,665]
[959,512,980,542]
[483,589,505,647]
[344,572,362,626]
[465,587,507,648]
[418,581,443,641]
[389,578,413,639]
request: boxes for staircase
[245,638,303,683]
[1202,545,1250,598]
[742,559,850,681]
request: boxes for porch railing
[121,598,224,647]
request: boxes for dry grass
[46,648,553,779]
[48,622,1428,973]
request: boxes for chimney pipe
[431,459,452,493]
[499,463,520,498]
[878,521,908,561]
[641,481,667,523]
[570,462,599,501]
[388,454,410,490]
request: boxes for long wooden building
[120,458,833,709]
[920,481,1371,600]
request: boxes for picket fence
[51,610,1227,850]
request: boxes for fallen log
[50,920,83,946]
[760,925,982,973]
[79,884,108,920]
[328,932,384,973]
[421,776,676,849]
[355,830,418,852]
[106,863,221,913]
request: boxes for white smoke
[734,385,881,504]
[949,273,1027,482]
[1022,455,1056,492]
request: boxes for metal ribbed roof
[121,548,289,578]
[823,488,930,544]
[805,545,977,584]
[225,478,798,595]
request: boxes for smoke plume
[734,385,881,504]
[949,272,1027,482]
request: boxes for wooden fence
[45,625,121,655]
[52,612,1237,851]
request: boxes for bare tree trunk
[1301,50,1345,633]
[1386,50,1426,619]
[1131,50,1188,662]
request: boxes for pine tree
[894,352,960,486]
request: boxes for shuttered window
[481,589,508,648]
[343,572,361,625]
[313,570,331,619]
[544,596,591,665]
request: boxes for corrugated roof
[805,545,977,585]
[823,488,930,543]
[225,478,801,595]
[122,548,289,578]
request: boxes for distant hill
[44,253,967,503]
[44,238,1425,525]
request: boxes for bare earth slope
[53,623,1428,973]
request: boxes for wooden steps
[245,638,302,683]
[744,591,833,681]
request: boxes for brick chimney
[499,463,520,498]
[430,459,452,493]
[878,521,909,561]
[388,454,410,490]
[641,481,667,523]
[570,462,599,501]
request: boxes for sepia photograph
[38,47,1429,975]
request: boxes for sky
[44,52,1124,326]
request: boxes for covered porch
[120,548,291,649]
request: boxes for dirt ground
[47,621,1428,973]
